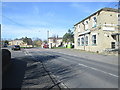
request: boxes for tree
[15,38,19,40]
[20,37,25,40]
[33,38,42,47]
[4,40,9,45]
[63,29,74,43]
[43,40,48,44]
[23,37,33,45]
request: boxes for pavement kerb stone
[47,48,118,65]
[52,48,119,57]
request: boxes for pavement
[2,47,118,89]
[2,48,66,89]
[48,48,118,65]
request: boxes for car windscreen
[15,46,20,47]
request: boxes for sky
[1,1,118,40]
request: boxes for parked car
[11,45,21,50]
[43,44,49,48]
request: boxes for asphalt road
[3,47,118,88]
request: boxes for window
[85,20,89,30]
[81,37,84,46]
[78,24,80,28]
[92,35,96,45]
[85,36,88,46]
[78,24,80,32]
[78,38,80,46]
[82,22,84,25]
[93,17,97,22]
[92,17,97,28]
[118,14,120,17]
[82,22,85,30]
[111,42,115,49]
[86,21,88,24]
[105,22,106,27]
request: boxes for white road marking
[23,50,118,78]
[24,50,32,56]
[57,52,78,57]
[52,51,118,78]
[52,75,67,88]
[61,83,67,88]
[26,51,68,88]
[78,63,118,78]
[24,51,28,55]
[78,63,88,68]
[26,50,36,59]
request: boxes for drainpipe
[84,34,85,51]
[118,34,119,42]
[89,34,90,51]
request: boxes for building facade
[74,8,119,53]
[9,40,28,47]
[48,37,63,48]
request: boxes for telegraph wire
[1,14,37,40]
[1,14,34,31]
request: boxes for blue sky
[1,2,118,40]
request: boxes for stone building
[74,8,119,53]
[48,37,63,48]
[9,39,27,46]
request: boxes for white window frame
[92,34,97,45]
[85,36,89,46]
[92,16,97,28]
[81,37,84,46]
[78,24,81,32]
[78,38,80,46]
[85,20,89,30]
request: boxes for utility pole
[47,30,49,44]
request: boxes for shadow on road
[35,54,81,85]
[2,54,61,89]
[21,55,61,88]
[34,55,60,63]
[45,62,81,82]
[2,58,27,89]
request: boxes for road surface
[3,47,118,89]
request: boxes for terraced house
[74,8,119,53]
